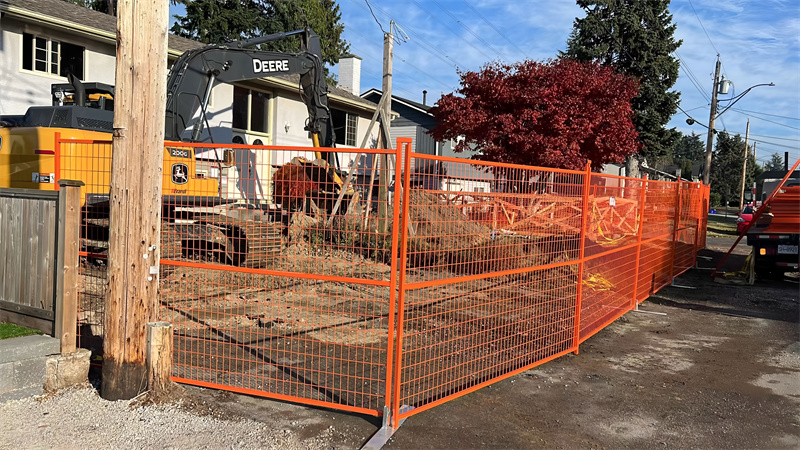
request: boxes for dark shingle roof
[757,170,799,181]
[1,0,202,53]
[362,88,432,113]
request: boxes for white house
[0,0,380,205]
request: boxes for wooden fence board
[19,199,31,307]
[11,198,24,306]
[0,189,59,332]
[30,200,43,309]
[0,198,7,303]
[42,200,56,309]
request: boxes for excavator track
[83,213,283,268]
[192,214,283,268]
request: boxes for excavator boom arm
[164,29,333,150]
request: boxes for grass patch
[706,214,738,237]
[0,322,43,340]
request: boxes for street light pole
[738,119,750,210]
[702,57,721,185]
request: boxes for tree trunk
[626,155,642,178]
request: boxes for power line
[460,0,530,60]
[738,113,800,131]
[674,50,711,102]
[355,0,463,70]
[731,108,800,122]
[363,0,386,34]
[407,0,497,64]
[344,23,456,94]
[744,138,800,151]
[746,133,800,142]
[686,0,719,55]
[431,0,507,63]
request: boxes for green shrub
[709,192,722,208]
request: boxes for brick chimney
[338,55,362,95]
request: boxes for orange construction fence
[60,136,709,427]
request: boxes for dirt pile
[405,191,552,274]
[408,190,491,248]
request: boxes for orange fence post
[54,132,62,191]
[391,140,413,429]
[381,139,407,425]
[669,181,683,284]
[692,184,702,267]
[572,161,592,353]
[630,175,648,309]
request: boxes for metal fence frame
[59,136,709,429]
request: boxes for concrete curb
[0,335,60,402]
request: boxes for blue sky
[172,0,800,166]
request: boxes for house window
[331,109,357,146]
[22,33,84,79]
[232,86,270,134]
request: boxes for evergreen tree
[170,0,349,82]
[673,132,705,161]
[563,0,682,172]
[763,152,785,171]
[709,132,757,206]
[671,131,705,178]
[170,0,266,44]
[264,0,349,75]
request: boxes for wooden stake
[102,0,168,400]
[147,321,174,394]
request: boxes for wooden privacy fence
[0,181,83,353]
[60,137,709,430]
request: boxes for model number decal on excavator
[253,59,290,74]
[170,148,191,158]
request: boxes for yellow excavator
[0,29,346,267]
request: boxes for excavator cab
[52,81,115,111]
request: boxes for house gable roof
[1,0,201,54]
[361,88,432,115]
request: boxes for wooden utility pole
[738,119,751,210]
[377,24,394,234]
[102,0,169,400]
[703,57,721,185]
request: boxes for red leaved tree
[429,59,641,171]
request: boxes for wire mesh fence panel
[673,182,704,276]
[55,135,710,424]
[59,139,112,354]
[396,267,579,418]
[391,152,710,425]
[578,175,645,339]
[402,154,586,284]
[393,154,586,423]
[158,143,402,415]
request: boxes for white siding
[0,18,116,114]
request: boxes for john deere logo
[171,163,188,185]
